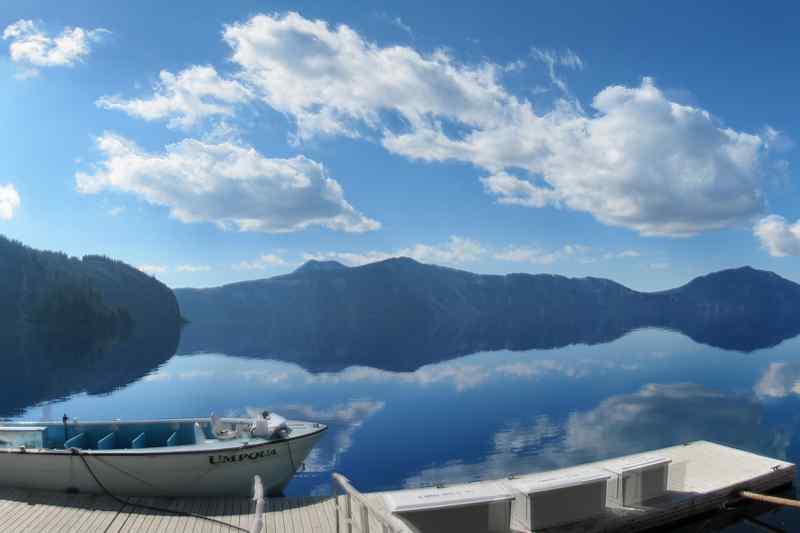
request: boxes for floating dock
[0,441,793,532]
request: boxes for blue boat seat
[132,432,146,449]
[97,432,116,450]
[64,433,86,449]
[166,431,178,447]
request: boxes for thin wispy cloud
[175,264,212,273]
[529,47,584,98]
[97,65,252,129]
[137,264,168,275]
[493,244,590,265]
[391,17,413,37]
[305,236,484,267]
[307,238,640,268]
[232,254,288,270]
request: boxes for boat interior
[0,417,302,452]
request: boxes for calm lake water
[10,327,800,531]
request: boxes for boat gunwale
[0,423,326,457]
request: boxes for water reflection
[176,293,800,372]
[400,383,790,488]
[8,327,800,533]
[565,383,787,459]
[0,327,179,418]
[755,362,800,399]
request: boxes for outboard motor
[251,411,289,438]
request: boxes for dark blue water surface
[11,327,800,531]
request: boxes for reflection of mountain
[0,235,183,416]
[0,326,180,417]
[175,258,800,371]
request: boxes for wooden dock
[0,489,257,532]
[0,441,794,532]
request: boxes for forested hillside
[0,235,181,357]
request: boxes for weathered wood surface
[0,490,253,533]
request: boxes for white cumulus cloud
[222,12,515,142]
[75,132,379,234]
[0,184,20,220]
[754,215,800,257]
[97,65,252,129]
[88,12,780,237]
[390,79,770,237]
[217,13,774,236]
[3,19,108,78]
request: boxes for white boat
[0,412,326,497]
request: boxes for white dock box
[508,468,610,530]
[604,455,671,506]
[0,426,45,449]
[384,481,513,533]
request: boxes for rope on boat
[739,490,800,510]
[70,448,249,532]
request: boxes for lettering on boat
[209,448,278,465]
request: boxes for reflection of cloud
[142,371,171,382]
[274,400,385,424]
[402,383,792,488]
[249,400,386,473]
[237,369,291,385]
[308,357,636,391]
[496,360,589,379]
[565,383,783,458]
[306,363,491,391]
[146,351,640,394]
[176,370,213,380]
[403,416,564,487]
[755,362,800,399]
[494,416,562,453]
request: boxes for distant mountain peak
[690,265,779,284]
[294,259,348,274]
[372,256,421,266]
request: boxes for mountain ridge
[176,258,800,370]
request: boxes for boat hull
[0,429,323,497]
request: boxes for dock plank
[73,495,125,533]
[173,496,202,533]
[0,492,50,531]
[322,497,339,533]
[22,492,73,532]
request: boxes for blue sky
[1,1,799,290]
